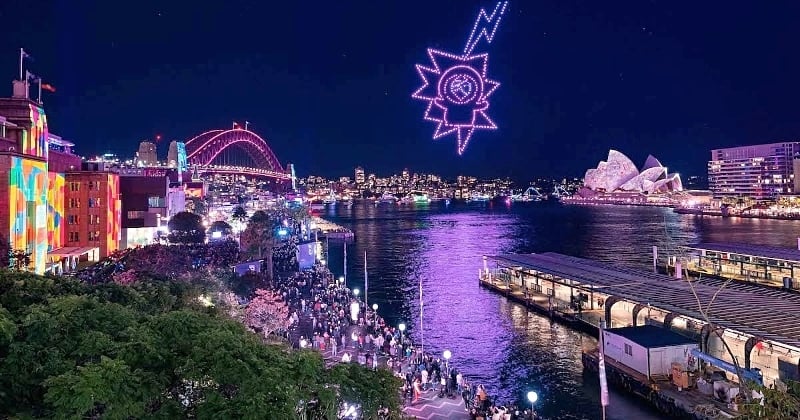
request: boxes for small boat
[378,192,398,204]
[401,191,431,205]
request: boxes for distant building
[580,150,682,196]
[708,142,800,200]
[64,169,121,258]
[167,140,178,168]
[136,141,158,167]
[354,166,365,185]
[119,174,185,248]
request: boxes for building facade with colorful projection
[0,80,82,273]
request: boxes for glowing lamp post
[443,349,452,376]
[398,323,406,346]
[339,276,345,288]
[371,303,378,328]
[353,288,360,297]
[527,391,538,416]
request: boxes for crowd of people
[260,216,542,419]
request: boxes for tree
[231,206,247,225]
[243,289,290,339]
[208,221,233,240]
[240,211,277,280]
[0,234,32,271]
[167,211,206,244]
[186,197,207,216]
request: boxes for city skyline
[4,1,800,180]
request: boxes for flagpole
[599,319,609,420]
[363,251,368,308]
[343,243,347,287]
[19,48,23,81]
[419,276,424,355]
[37,78,42,104]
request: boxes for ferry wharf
[310,216,354,241]
[479,252,800,418]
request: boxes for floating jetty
[311,216,354,241]
[479,252,800,418]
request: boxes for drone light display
[413,1,509,155]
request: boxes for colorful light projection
[413,1,508,155]
[9,156,49,273]
[46,172,65,251]
[106,174,121,256]
[21,104,49,159]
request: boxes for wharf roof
[606,325,696,349]
[684,242,800,264]
[489,252,800,350]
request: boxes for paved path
[403,387,470,420]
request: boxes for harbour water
[322,202,800,419]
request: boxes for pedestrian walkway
[403,387,470,420]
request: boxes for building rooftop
[606,325,696,349]
[489,252,800,350]
[685,242,800,263]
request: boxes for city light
[527,391,538,404]
[412,1,508,155]
[353,288,359,296]
[398,323,406,332]
[372,303,378,311]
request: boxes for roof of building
[488,252,800,350]
[606,325,696,348]
[685,242,800,263]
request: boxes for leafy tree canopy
[168,211,206,244]
[0,270,403,419]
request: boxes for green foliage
[168,211,206,244]
[0,269,402,419]
[739,381,800,419]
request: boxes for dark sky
[3,0,800,180]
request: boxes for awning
[47,246,100,259]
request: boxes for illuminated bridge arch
[184,128,284,172]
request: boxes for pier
[310,216,355,241]
[479,252,800,417]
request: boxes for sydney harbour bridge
[183,128,292,182]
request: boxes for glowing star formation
[413,1,509,155]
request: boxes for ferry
[323,190,337,206]
[467,192,491,203]
[401,191,431,205]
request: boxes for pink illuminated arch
[184,129,283,172]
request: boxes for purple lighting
[412,1,508,155]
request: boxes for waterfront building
[354,166,365,186]
[0,80,84,273]
[480,252,800,387]
[580,150,683,196]
[708,142,800,200]
[679,242,800,290]
[136,141,158,167]
[167,140,179,168]
[64,168,121,259]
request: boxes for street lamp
[527,391,538,416]
[353,288,360,297]
[398,323,406,346]
[443,349,452,376]
[371,303,378,328]
[339,276,345,287]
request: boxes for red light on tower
[155,134,162,143]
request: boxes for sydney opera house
[577,150,683,198]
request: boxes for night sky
[3,0,800,180]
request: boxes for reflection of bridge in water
[184,128,291,181]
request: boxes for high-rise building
[167,140,178,168]
[136,141,158,167]
[64,169,121,258]
[354,166,365,185]
[708,142,800,200]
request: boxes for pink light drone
[412,1,508,155]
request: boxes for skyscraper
[354,166,365,185]
[136,141,158,167]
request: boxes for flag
[41,83,56,93]
[26,70,39,81]
[21,49,33,61]
[233,122,241,129]
[598,324,610,407]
